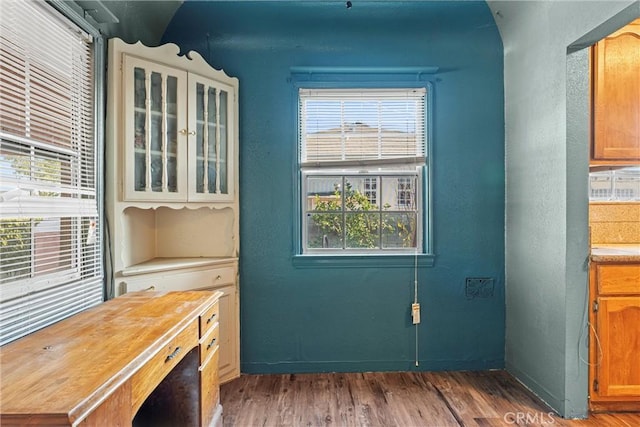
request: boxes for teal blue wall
[163,1,505,373]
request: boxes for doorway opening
[567,9,640,416]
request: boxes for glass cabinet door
[124,55,187,201]
[189,76,235,202]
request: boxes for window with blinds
[0,0,103,345]
[299,88,426,167]
[299,88,427,254]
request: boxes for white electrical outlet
[411,303,421,324]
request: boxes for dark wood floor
[220,370,640,426]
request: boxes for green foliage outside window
[310,181,416,249]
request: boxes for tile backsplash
[590,202,640,244]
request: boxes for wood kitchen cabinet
[589,261,640,412]
[591,19,640,164]
[106,39,240,383]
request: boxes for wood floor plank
[333,373,358,426]
[274,375,296,426]
[385,372,460,426]
[220,371,640,427]
[427,372,492,426]
[349,373,383,426]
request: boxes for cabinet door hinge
[592,300,599,312]
[593,379,599,392]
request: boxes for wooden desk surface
[0,291,219,425]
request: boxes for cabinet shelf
[121,256,238,277]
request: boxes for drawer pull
[207,337,217,350]
[165,346,182,363]
[206,313,217,324]
[216,275,222,280]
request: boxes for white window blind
[299,88,426,167]
[0,0,103,345]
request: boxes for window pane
[306,213,343,249]
[150,72,163,113]
[134,68,147,191]
[134,68,147,110]
[589,167,640,201]
[219,90,228,194]
[135,153,146,191]
[166,76,178,192]
[305,176,342,211]
[344,176,378,210]
[382,212,417,249]
[381,175,417,210]
[207,87,218,194]
[345,212,380,249]
[196,83,205,193]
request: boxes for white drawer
[208,266,235,287]
[118,265,236,295]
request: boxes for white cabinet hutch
[105,38,240,382]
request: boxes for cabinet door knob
[179,129,196,136]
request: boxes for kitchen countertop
[591,243,640,263]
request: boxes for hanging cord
[413,159,420,367]
[414,247,418,304]
[414,234,419,367]
[408,118,425,368]
[579,255,602,367]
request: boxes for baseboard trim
[241,359,504,374]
